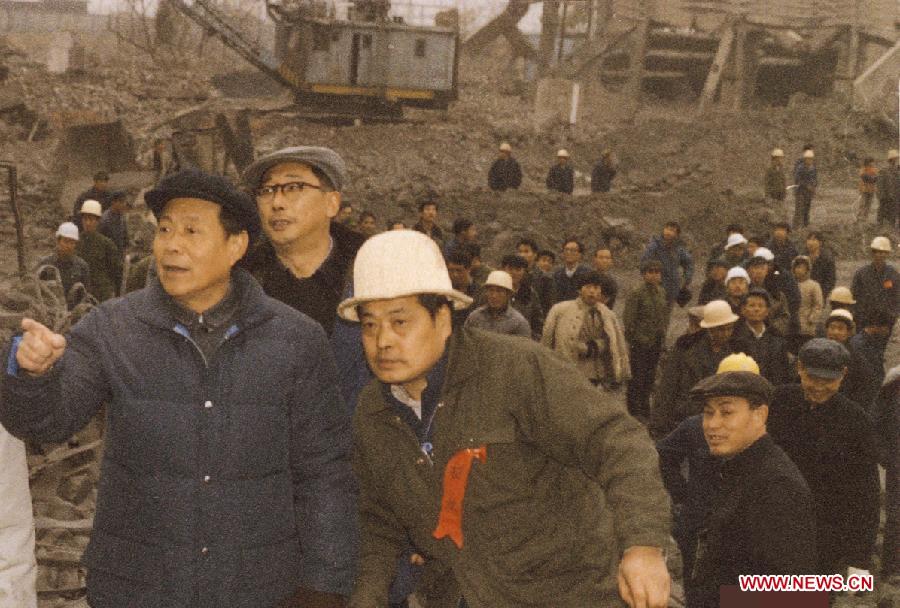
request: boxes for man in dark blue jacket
[1,169,356,608]
[641,221,694,307]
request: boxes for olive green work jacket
[350,328,671,608]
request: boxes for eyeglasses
[255,181,322,200]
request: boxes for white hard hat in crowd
[725,233,748,249]
[499,142,512,152]
[337,230,474,322]
[803,150,815,159]
[888,149,899,160]
[827,309,854,324]
[700,300,739,329]
[55,222,79,241]
[828,286,856,304]
[771,148,784,158]
[557,149,570,158]
[717,353,760,374]
[80,199,103,217]
[483,270,514,292]
[753,247,775,262]
[725,266,750,284]
[870,236,892,252]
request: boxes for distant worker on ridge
[487,142,522,192]
[546,149,574,194]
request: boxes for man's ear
[226,231,250,266]
[436,304,453,340]
[324,191,341,219]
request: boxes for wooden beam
[697,19,737,114]
[645,49,716,62]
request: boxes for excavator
[168,0,459,119]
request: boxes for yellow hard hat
[716,353,760,375]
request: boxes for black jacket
[807,249,836,299]
[242,222,365,335]
[487,157,522,191]
[546,164,574,194]
[768,385,880,572]
[730,322,790,386]
[690,435,816,607]
[552,264,590,304]
[590,161,616,193]
[0,270,358,606]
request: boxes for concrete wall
[0,3,106,33]
[853,40,900,127]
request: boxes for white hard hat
[803,150,815,159]
[827,309,854,324]
[556,149,569,158]
[499,142,512,152]
[870,236,892,252]
[725,266,750,283]
[337,230,474,322]
[771,148,784,157]
[753,247,775,262]
[828,286,856,305]
[700,300,739,329]
[80,199,103,217]
[888,149,899,160]
[483,270,513,291]
[725,233,748,249]
[55,222,79,241]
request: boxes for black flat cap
[144,169,260,241]
[690,371,773,404]
[799,338,850,379]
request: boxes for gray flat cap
[241,146,346,192]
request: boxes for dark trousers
[877,197,899,227]
[626,342,662,420]
[885,460,900,575]
[793,188,814,228]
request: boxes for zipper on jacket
[173,324,209,368]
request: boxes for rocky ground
[0,26,897,608]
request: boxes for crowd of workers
[0,140,897,608]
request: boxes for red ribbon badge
[433,446,487,549]
[884,280,893,290]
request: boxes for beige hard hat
[556,149,570,158]
[79,199,103,217]
[483,270,514,291]
[803,150,815,159]
[337,230,474,322]
[717,353,760,374]
[828,286,855,305]
[771,148,784,157]
[699,300,739,329]
[55,222,79,241]
[888,149,899,160]
[499,142,512,152]
[870,236,892,252]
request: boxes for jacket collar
[132,267,275,333]
[720,434,775,478]
[363,329,480,416]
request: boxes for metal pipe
[0,162,25,277]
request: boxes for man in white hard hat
[851,236,898,333]
[463,270,530,338]
[651,300,738,438]
[37,222,91,307]
[877,148,900,228]
[546,148,574,194]
[765,148,787,219]
[341,230,671,608]
[487,142,522,192]
[792,146,817,228]
[75,199,122,302]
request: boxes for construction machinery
[168,0,459,119]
